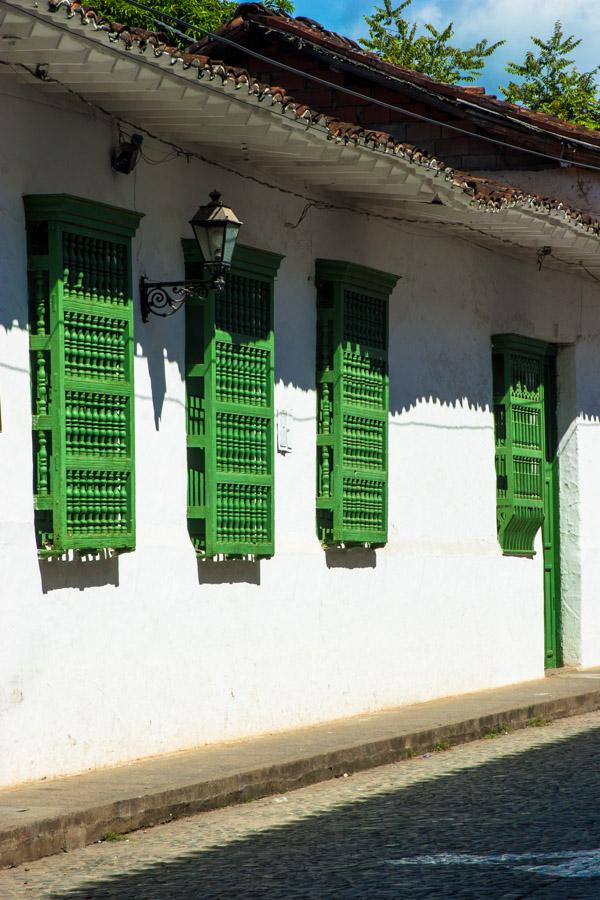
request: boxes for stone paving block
[1,669,600,870]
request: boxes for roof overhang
[1,0,599,278]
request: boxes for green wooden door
[542,355,561,668]
[492,336,561,668]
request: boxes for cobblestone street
[2,711,600,899]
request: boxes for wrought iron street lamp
[140,190,242,322]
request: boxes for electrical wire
[117,124,179,164]
[284,202,316,229]
[0,58,318,202]
[0,58,587,251]
[549,253,600,282]
[6,0,600,175]
[139,146,179,165]
[106,0,600,174]
[0,56,598,285]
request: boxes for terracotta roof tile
[45,0,600,235]
[206,3,600,147]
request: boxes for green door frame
[543,352,562,668]
[492,334,562,668]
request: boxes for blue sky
[290,0,600,94]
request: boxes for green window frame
[315,259,398,548]
[492,334,556,556]
[25,194,142,557]
[183,241,283,559]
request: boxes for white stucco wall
[2,82,600,787]
[567,337,600,666]
[557,344,581,666]
[489,166,600,669]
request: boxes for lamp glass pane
[192,223,212,264]
[207,224,226,263]
[222,222,241,267]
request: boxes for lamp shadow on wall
[137,312,175,430]
[38,551,119,594]
[196,559,260,586]
[145,344,168,430]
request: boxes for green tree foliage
[361,0,504,84]
[502,21,600,129]
[93,0,293,42]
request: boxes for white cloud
[411,2,445,27]
[334,0,600,92]
[299,0,600,92]
[409,0,600,90]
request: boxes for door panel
[542,356,561,668]
[492,336,561,667]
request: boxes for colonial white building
[2,0,600,788]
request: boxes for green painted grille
[342,415,386,470]
[512,405,542,449]
[216,483,270,544]
[492,335,554,556]
[216,274,270,337]
[315,260,398,549]
[63,310,128,381]
[65,391,130,457]
[342,350,387,409]
[344,290,387,348]
[62,233,128,305]
[25,195,142,557]
[184,242,283,559]
[215,342,269,406]
[216,412,270,473]
[65,469,131,535]
[342,477,386,530]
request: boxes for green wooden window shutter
[316,260,398,548]
[183,241,283,559]
[492,334,555,556]
[24,195,143,557]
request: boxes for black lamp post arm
[140,278,207,323]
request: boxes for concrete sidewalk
[2,669,600,869]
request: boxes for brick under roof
[203,3,600,149]
[41,0,600,235]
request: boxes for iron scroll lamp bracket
[140,267,227,323]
